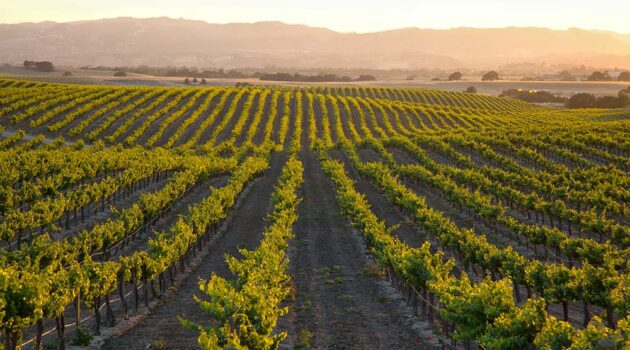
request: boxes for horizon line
[2,16,629,36]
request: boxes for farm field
[373,80,630,98]
[3,66,629,97]
[0,77,629,350]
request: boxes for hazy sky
[2,0,629,33]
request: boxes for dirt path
[331,150,425,249]
[102,152,286,350]
[281,149,426,350]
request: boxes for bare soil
[101,152,287,350]
[280,149,428,349]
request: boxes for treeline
[83,66,378,82]
[259,72,375,82]
[587,71,630,82]
[84,65,452,79]
[567,91,630,109]
[430,71,501,81]
[162,67,249,78]
[499,87,630,109]
[23,60,54,72]
[84,66,251,78]
[502,87,630,108]
[500,89,567,103]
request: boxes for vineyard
[0,77,628,350]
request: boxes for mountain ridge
[1,17,629,70]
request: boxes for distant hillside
[1,17,629,70]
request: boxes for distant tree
[62,71,73,76]
[482,71,500,81]
[113,71,127,77]
[501,89,567,103]
[448,72,463,81]
[587,71,612,81]
[595,95,627,108]
[465,86,477,94]
[431,77,441,81]
[22,60,55,71]
[36,61,54,72]
[568,91,629,109]
[200,78,207,85]
[192,78,198,83]
[567,93,597,108]
[406,76,415,81]
[558,70,577,81]
[618,71,630,82]
[184,78,190,85]
[259,72,371,83]
[356,74,376,81]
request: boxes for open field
[2,66,629,97]
[0,77,629,350]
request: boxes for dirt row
[101,152,287,350]
[1,169,176,251]
[418,140,625,240]
[94,91,174,143]
[151,91,217,148]
[280,149,431,349]
[18,172,231,349]
[361,146,607,328]
[1,86,470,152]
[133,91,200,146]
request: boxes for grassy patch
[337,294,355,302]
[296,329,313,349]
[362,264,384,278]
[150,337,168,350]
[377,295,391,303]
[325,276,345,285]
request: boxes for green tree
[558,70,577,81]
[587,71,612,81]
[567,93,597,109]
[482,71,500,81]
[449,72,463,81]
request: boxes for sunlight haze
[0,0,629,349]
[2,0,629,33]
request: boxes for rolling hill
[1,17,629,69]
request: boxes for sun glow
[2,0,629,33]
